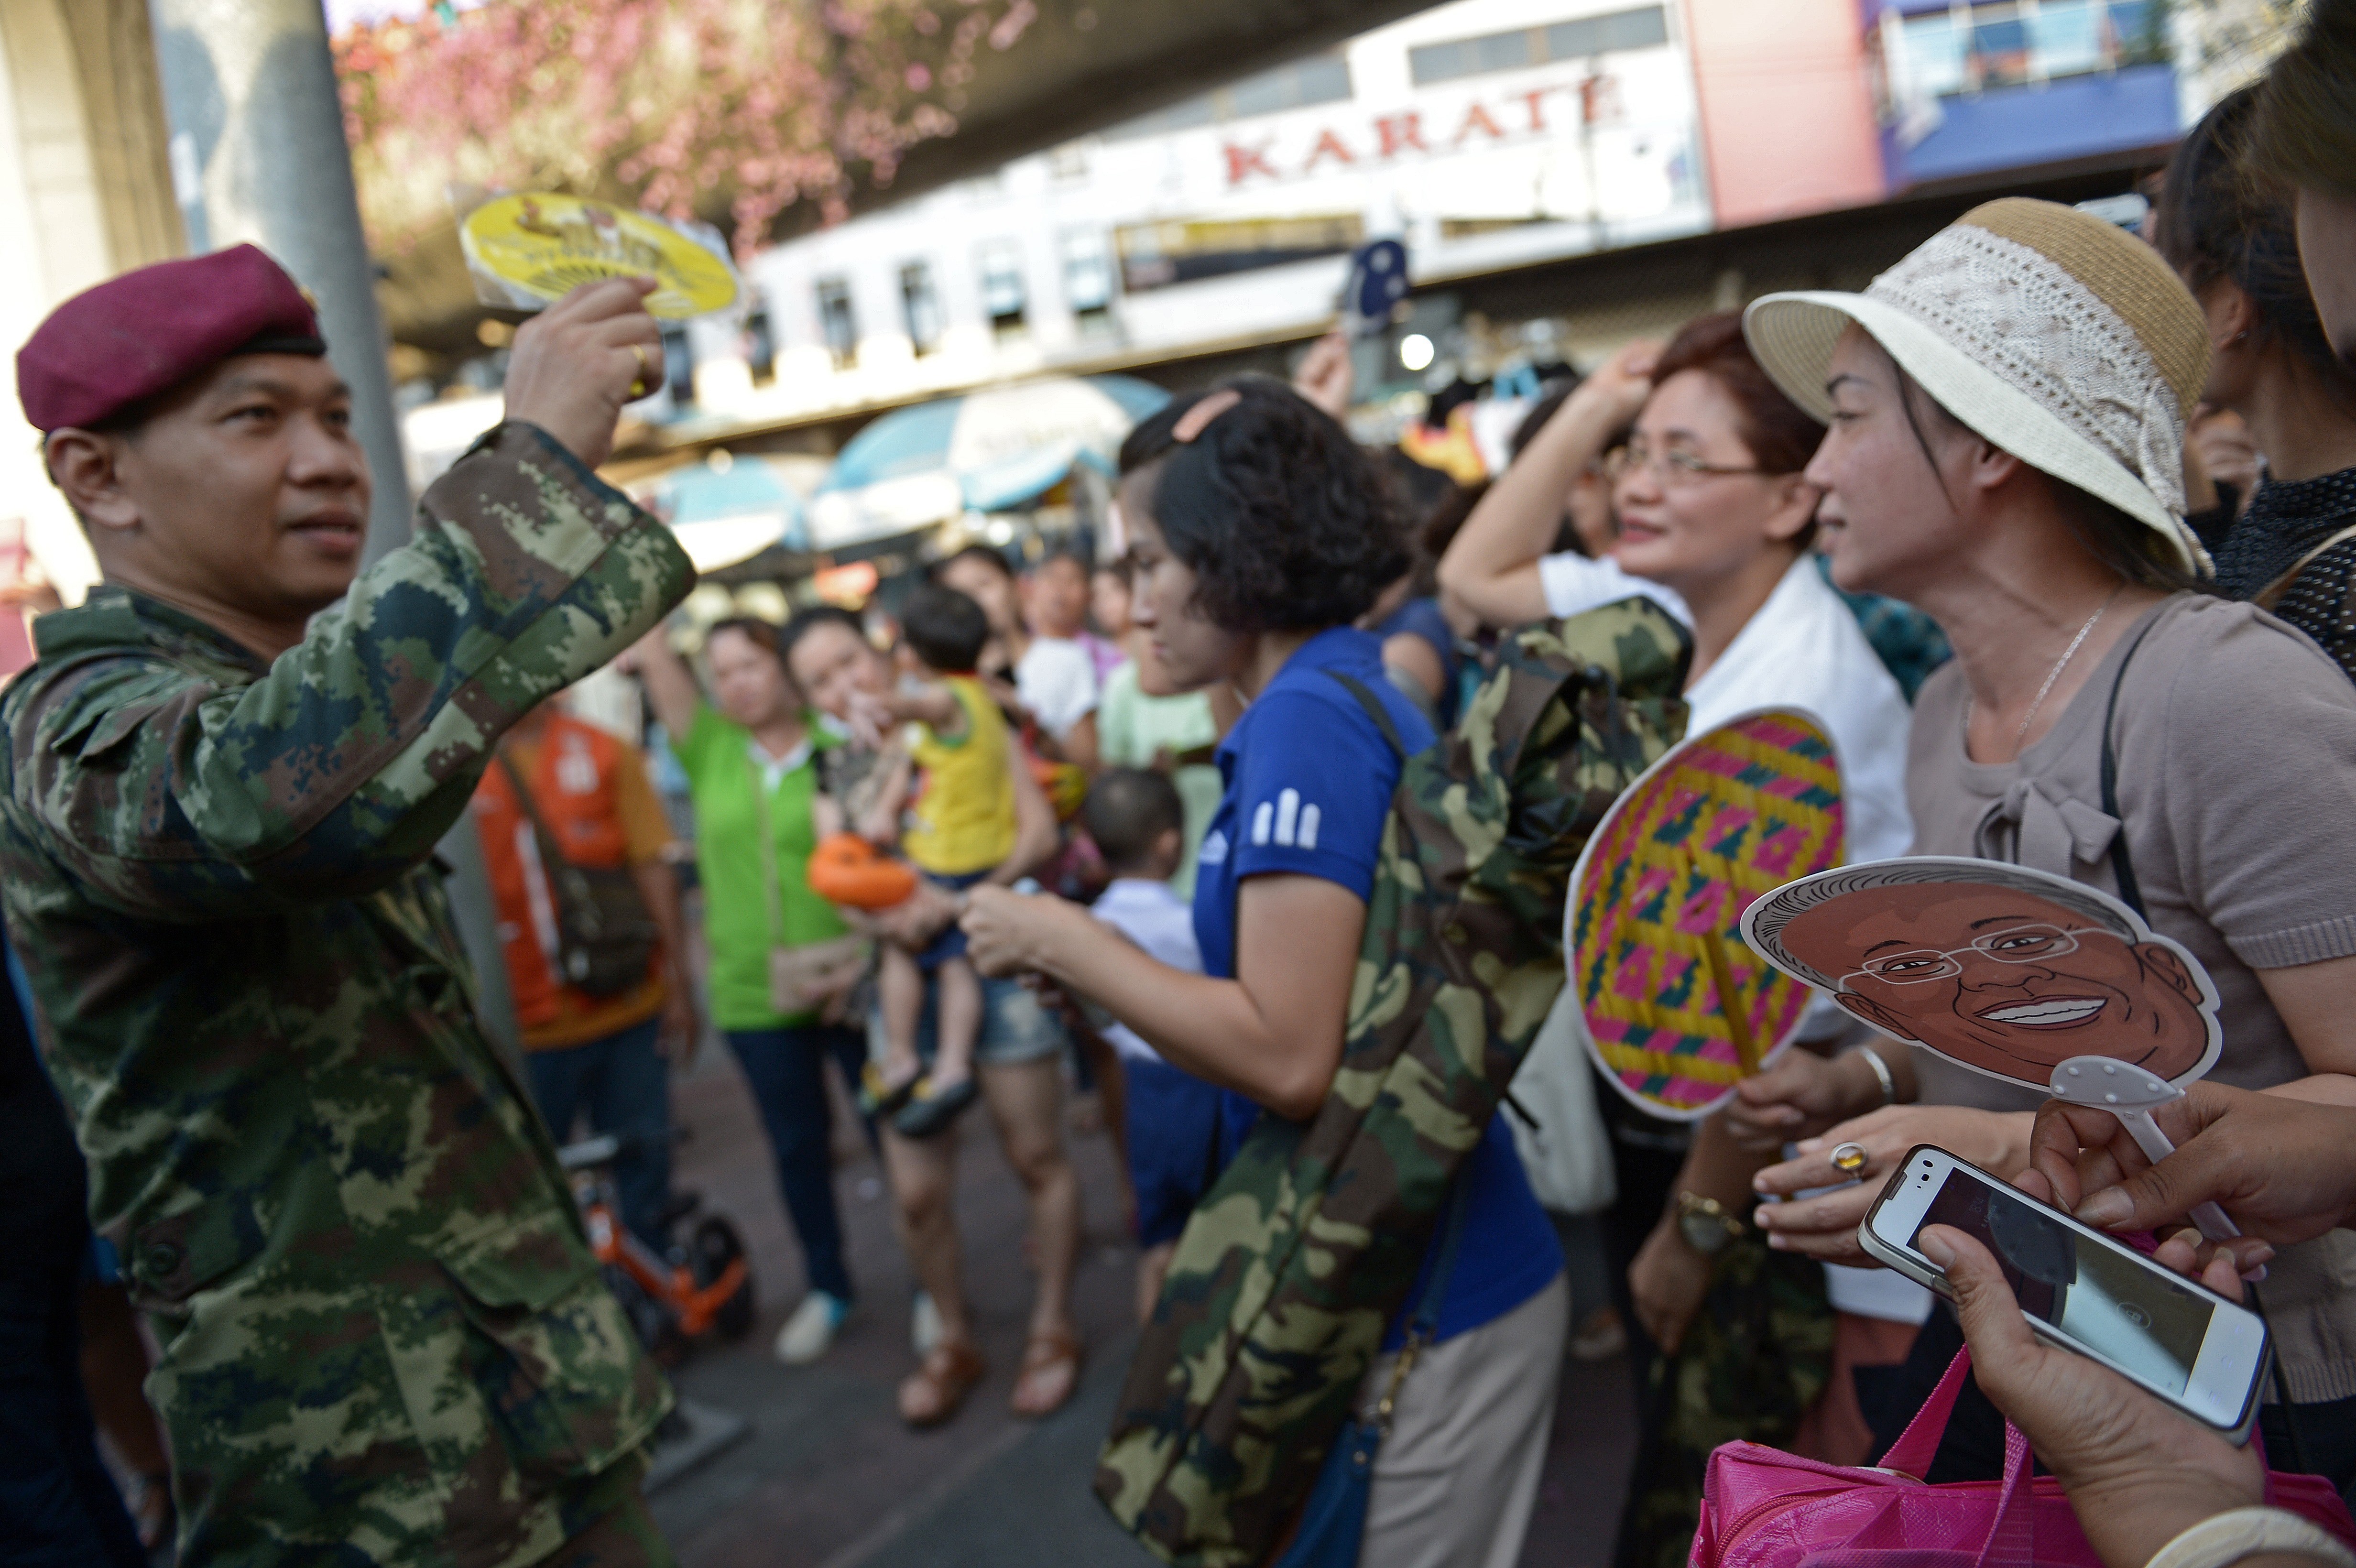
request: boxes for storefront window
[1968,6,2032,89]
[1060,230,1115,333]
[2029,0,2103,77]
[1890,0,2170,100]
[979,241,1028,338]
[1409,6,1669,86]
[816,278,856,368]
[900,262,942,355]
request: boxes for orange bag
[807,832,919,911]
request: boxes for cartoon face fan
[1738,857,2222,1093]
[1741,855,2239,1240]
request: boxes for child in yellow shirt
[848,584,1015,1137]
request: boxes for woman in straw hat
[1732,198,2356,1482]
[2154,85,2356,681]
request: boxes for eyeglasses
[1604,439,1767,488]
[1837,924,2106,988]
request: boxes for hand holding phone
[1862,1146,2270,1436]
[1921,1219,2271,1568]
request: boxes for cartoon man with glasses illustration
[1740,857,2222,1090]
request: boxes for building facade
[670,0,2264,459]
[695,0,1711,432]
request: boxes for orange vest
[472,714,660,1035]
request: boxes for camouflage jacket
[1097,601,1691,1567]
[0,425,693,1567]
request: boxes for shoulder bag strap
[495,748,574,874]
[2096,614,2164,920]
[2255,522,2356,611]
[1323,670,1411,761]
[747,753,788,945]
[2093,614,2310,1459]
[1401,1179,1473,1342]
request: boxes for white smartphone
[1860,1145,2270,1438]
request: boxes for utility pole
[144,0,523,1062]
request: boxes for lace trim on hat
[1867,226,2187,516]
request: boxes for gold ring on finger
[1830,1141,1870,1176]
[629,341,651,399]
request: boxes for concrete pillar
[0,0,184,608]
[144,0,521,1060]
[145,0,414,561]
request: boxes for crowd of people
[6,5,2356,1568]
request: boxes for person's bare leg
[981,1057,1083,1415]
[875,944,925,1092]
[880,1123,986,1424]
[880,1126,968,1344]
[928,956,981,1090]
[1077,1033,1134,1234]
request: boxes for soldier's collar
[34,585,271,675]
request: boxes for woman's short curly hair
[1117,374,1407,634]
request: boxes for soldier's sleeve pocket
[438,1225,598,1314]
[436,1227,667,1485]
[132,1200,267,1306]
[44,672,184,763]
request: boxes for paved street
[644,1048,1639,1568]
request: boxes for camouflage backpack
[1095,599,1691,1567]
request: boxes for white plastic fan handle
[2049,1056,2239,1242]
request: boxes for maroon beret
[17,244,325,433]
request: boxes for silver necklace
[1980,588,2121,760]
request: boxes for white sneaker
[911,1290,944,1358]
[774,1291,850,1365]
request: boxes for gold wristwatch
[1675,1191,1745,1256]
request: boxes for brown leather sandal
[898,1339,985,1429]
[1008,1327,1083,1418]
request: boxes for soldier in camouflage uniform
[1,246,693,1566]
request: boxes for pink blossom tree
[335,0,1037,254]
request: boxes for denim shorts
[915,868,993,971]
[869,970,1067,1068]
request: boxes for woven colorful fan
[1568,708,1845,1119]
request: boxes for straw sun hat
[1743,197,2214,574]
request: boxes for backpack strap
[1324,670,1410,762]
[2095,614,2163,920]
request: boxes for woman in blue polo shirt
[963,377,1567,1568]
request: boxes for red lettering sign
[1579,76,1623,126]
[1373,112,1429,158]
[1223,140,1278,185]
[1304,128,1357,172]
[1453,101,1507,145]
[1215,77,1622,184]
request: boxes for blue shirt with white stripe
[1193,626,1562,1347]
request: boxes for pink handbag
[1691,1349,2356,1568]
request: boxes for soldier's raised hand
[502,278,663,469]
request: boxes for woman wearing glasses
[1439,312,1915,865]
[1440,314,1925,1561]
